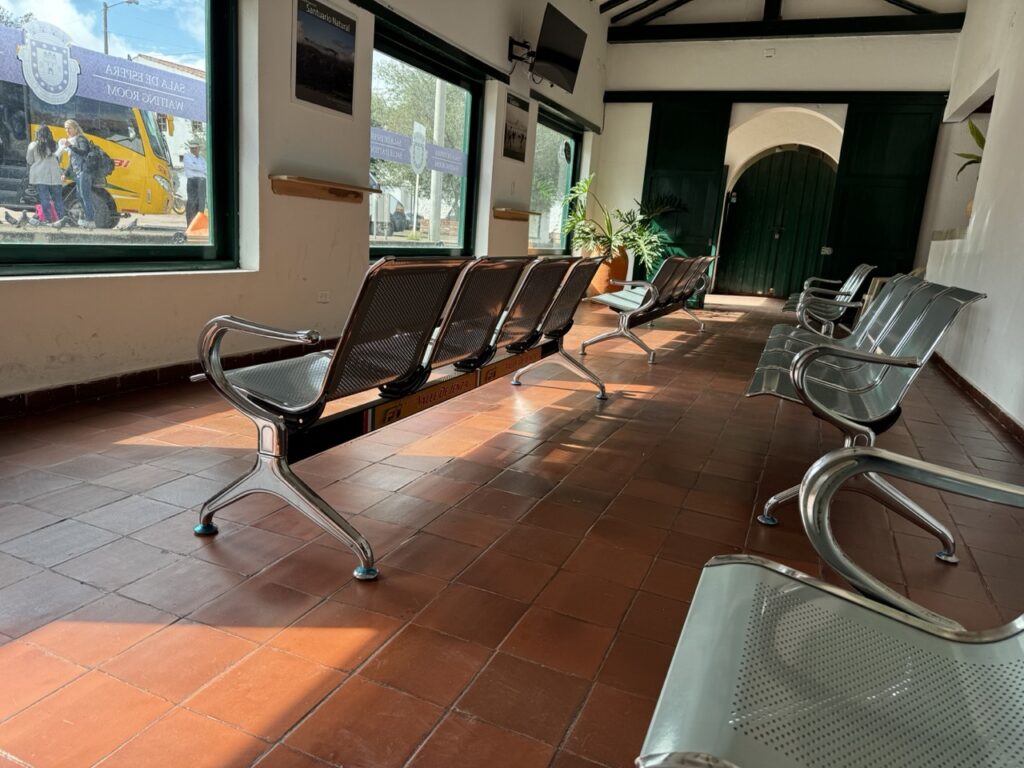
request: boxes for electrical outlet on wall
[316,291,330,304]
[763,48,776,58]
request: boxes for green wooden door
[715,148,836,297]
[641,99,732,288]
[825,100,944,278]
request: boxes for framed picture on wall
[503,93,529,162]
[292,0,357,116]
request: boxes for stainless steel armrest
[789,344,921,441]
[801,446,1024,631]
[803,286,845,297]
[797,298,862,333]
[803,277,843,289]
[610,280,660,315]
[197,315,323,418]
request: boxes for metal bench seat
[637,447,1024,768]
[194,256,607,580]
[580,256,714,364]
[747,278,985,562]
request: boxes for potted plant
[955,118,986,219]
[562,174,675,295]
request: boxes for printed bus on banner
[0,21,207,230]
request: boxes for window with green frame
[0,0,237,275]
[529,113,582,253]
[368,19,483,257]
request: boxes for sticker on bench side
[372,371,478,428]
[480,347,542,385]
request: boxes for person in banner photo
[25,126,66,226]
[184,138,208,226]
[58,119,95,229]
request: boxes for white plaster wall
[0,0,609,397]
[926,1,1024,429]
[724,105,846,190]
[607,34,959,92]
[591,103,652,214]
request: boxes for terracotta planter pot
[586,246,629,297]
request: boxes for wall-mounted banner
[503,93,529,162]
[293,0,356,116]
[370,127,468,177]
[0,22,207,122]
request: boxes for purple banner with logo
[0,24,206,122]
[371,127,467,177]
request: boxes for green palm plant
[955,118,986,179]
[561,175,676,272]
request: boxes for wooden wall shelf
[269,175,381,204]
[493,207,541,222]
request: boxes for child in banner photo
[25,125,67,226]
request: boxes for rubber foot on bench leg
[756,513,778,527]
[353,565,380,581]
[193,522,219,536]
[510,380,521,387]
[595,392,608,401]
[935,550,959,565]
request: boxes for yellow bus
[0,80,175,228]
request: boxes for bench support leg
[511,338,607,400]
[681,307,706,332]
[195,420,378,581]
[581,326,657,364]
[758,485,798,526]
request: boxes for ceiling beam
[630,0,698,26]
[612,0,665,24]
[763,0,782,21]
[608,12,964,41]
[599,0,634,13]
[882,0,934,13]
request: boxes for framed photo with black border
[292,0,357,117]
[503,93,529,162]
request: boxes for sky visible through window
[3,0,206,71]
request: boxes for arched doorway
[715,145,837,297]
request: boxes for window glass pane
[529,122,576,251]
[369,50,471,250]
[0,4,209,246]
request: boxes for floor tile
[285,676,442,768]
[55,537,181,591]
[456,652,589,744]
[494,524,579,566]
[26,483,130,517]
[457,549,557,602]
[260,542,356,597]
[102,621,255,703]
[270,600,401,670]
[0,570,103,638]
[97,707,268,768]
[189,579,319,642]
[332,567,447,620]
[565,683,656,768]
[141,475,226,508]
[0,641,86,722]
[620,591,689,646]
[252,745,332,768]
[186,646,342,740]
[414,583,528,648]
[94,464,184,494]
[0,552,41,590]
[346,462,423,491]
[22,594,173,667]
[501,606,615,680]
[0,504,61,544]
[382,533,482,580]
[407,712,553,768]
[360,492,448,528]
[521,499,601,536]
[423,509,513,547]
[118,557,245,616]
[535,570,635,628]
[641,558,702,603]
[597,633,674,699]
[0,469,80,504]
[587,517,668,556]
[562,538,653,589]
[0,518,119,567]
[0,671,170,768]
[360,624,490,706]
[51,454,134,481]
[78,495,184,535]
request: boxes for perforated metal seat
[638,447,1024,768]
[747,278,985,563]
[581,256,714,364]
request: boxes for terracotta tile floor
[1,299,1023,768]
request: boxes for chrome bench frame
[580,256,714,364]
[781,263,875,337]
[747,279,985,565]
[194,256,605,580]
[637,446,1024,768]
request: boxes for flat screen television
[531,4,587,94]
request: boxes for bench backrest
[648,257,687,301]
[540,257,605,335]
[429,257,532,369]
[496,257,575,348]
[846,274,927,350]
[666,256,713,304]
[837,262,875,302]
[322,257,467,400]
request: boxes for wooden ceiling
[602,0,967,41]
